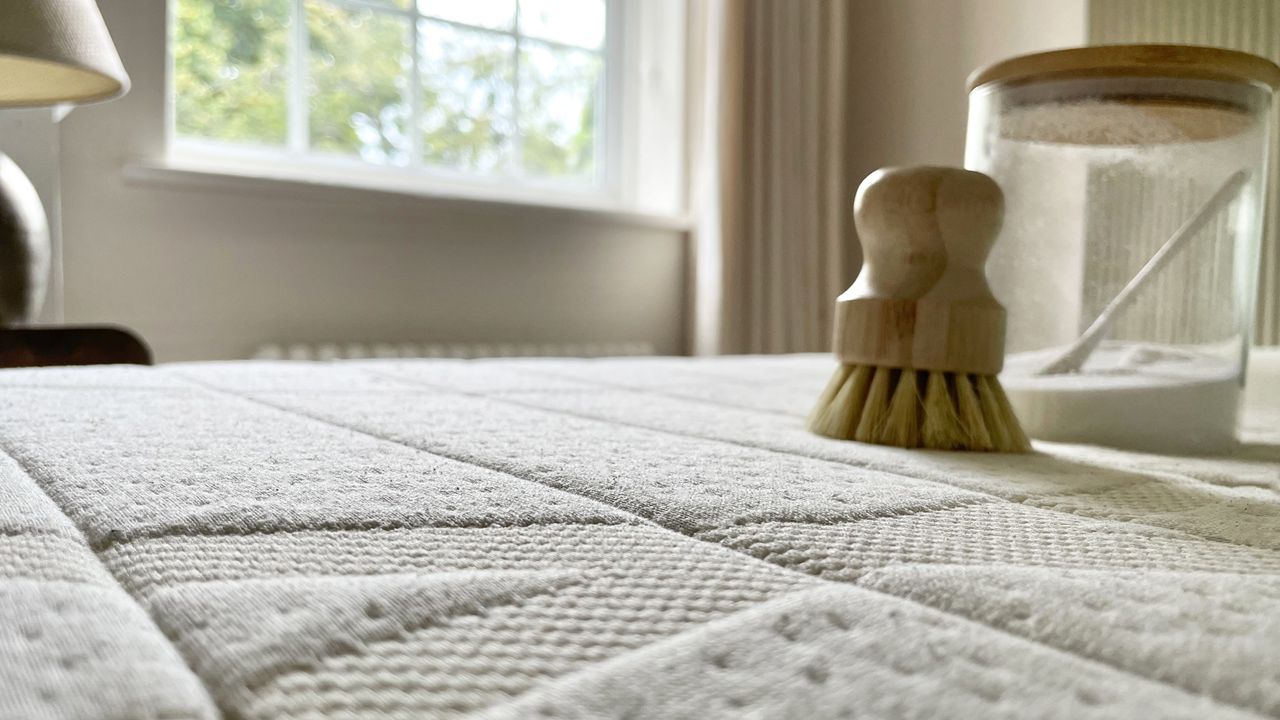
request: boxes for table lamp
[0,0,129,324]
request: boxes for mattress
[1,353,1278,719]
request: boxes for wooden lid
[968,44,1280,94]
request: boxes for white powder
[998,100,1258,148]
[973,98,1268,356]
[1001,342,1241,454]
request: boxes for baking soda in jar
[965,46,1278,453]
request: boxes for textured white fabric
[151,571,582,713]
[0,0,130,105]
[0,352,1278,719]
[477,584,1253,720]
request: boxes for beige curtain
[688,0,860,355]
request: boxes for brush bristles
[976,374,1031,452]
[880,369,921,448]
[921,371,965,450]
[854,366,892,444]
[807,365,871,440]
[807,364,1031,452]
[954,373,993,451]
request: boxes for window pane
[416,0,516,32]
[518,43,600,180]
[172,0,612,189]
[518,0,605,49]
[419,21,515,173]
[173,0,290,145]
[306,1,411,164]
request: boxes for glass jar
[965,45,1279,453]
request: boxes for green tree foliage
[173,0,601,181]
[306,2,410,163]
[173,0,290,144]
[518,45,598,179]
[419,21,515,173]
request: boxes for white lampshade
[0,0,129,107]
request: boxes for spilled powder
[1001,342,1241,454]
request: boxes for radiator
[251,341,657,361]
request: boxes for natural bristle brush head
[806,166,1031,452]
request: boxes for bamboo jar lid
[968,44,1280,94]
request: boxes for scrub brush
[807,166,1030,452]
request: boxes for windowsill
[121,155,691,232]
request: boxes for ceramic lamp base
[0,153,50,325]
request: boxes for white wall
[52,0,687,361]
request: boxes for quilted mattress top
[1,353,1278,719]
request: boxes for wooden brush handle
[833,166,1007,375]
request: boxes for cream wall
[846,0,1088,173]
[51,0,687,361]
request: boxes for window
[170,0,612,192]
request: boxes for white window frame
[162,0,686,219]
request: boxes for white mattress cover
[0,350,1278,719]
